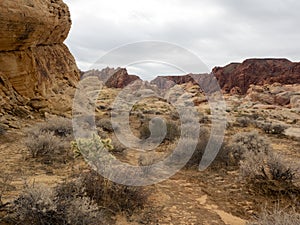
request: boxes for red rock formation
[150,74,198,89]
[213,59,300,94]
[83,68,141,88]
[0,0,79,114]
[105,69,141,88]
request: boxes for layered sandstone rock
[0,0,79,114]
[213,59,300,94]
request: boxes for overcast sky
[64,0,300,80]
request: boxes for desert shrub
[0,173,14,209]
[14,185,63,225]
[139,119,180,142]
[24,118,73,162]
[110,136,126,154]
[25,130,66,161]
[258,122,287,135]
[0,124,7,136]
[65,197,104,225]
[235,116,252,127]
[247,209,300,225]
[96,118,115,132]
[79,170,148,216]
[240,151,298,195]
[36,117,73,138]
[13,183,106,225]
[138,153,161,175]
[168,127,231,169]
[165,121,180,141]
[183,127,210,168]
[228,131,271,165]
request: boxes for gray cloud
[64,0,300,80]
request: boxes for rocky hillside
[213,58,300,94]
[0,0,79,116]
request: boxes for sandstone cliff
[0,0,79,115]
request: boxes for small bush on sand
[138,153,161,175]
[36,117,73,138]
[14,185,62,225]
[169,127,231,169]
[228,131,271,165]
[240,151,298,195]
[25,131,66,161]
[247,209,300,225]
[0,124,7,136]
[79,169,148,216]
[13,184,106,225]
[96,118,115,132]
[259,122,287,135]
[25,118,73,162]
[139,119,180,142]
[235,116,252,127]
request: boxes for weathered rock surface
[84,68,141,88]
[105,68,141,88]
[213,58,300,94]
[246,83,300,108]
[151,75,197,89]
[0,0,79,115]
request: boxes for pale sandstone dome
[0,0,79,115]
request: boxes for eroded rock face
[0,0,71,51]
[213,59,300,94]
[105,69,141,88]
[150,75,197,89]
[84,68,141,88]
[246,83,300,108]
[0,0,79,115]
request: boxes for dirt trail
[150,172,246,225]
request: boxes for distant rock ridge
[150,59,300,92]
[213,58,300,94]
[0,0,79,115]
